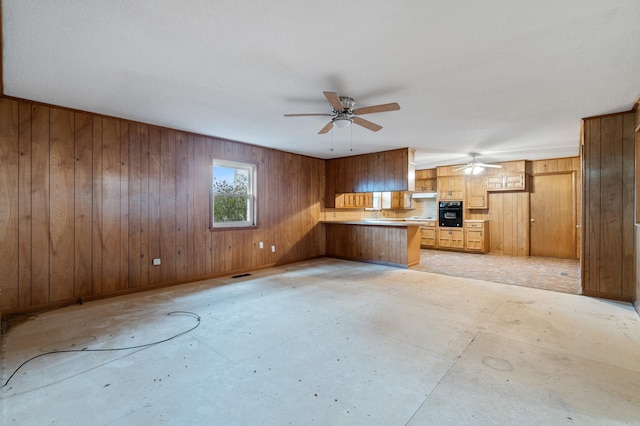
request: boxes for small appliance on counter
[439,201,463,227]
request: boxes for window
[211,159,256,228]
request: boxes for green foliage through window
[211,161,256,227]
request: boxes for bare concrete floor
[2,258,639,425]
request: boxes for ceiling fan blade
[354,102,400,115]
[452,164,471,172]
[318,121,334,134]
[284,113,332,117]
[323,91,344,111]
[352,116,382,132]
[476,163,502,168]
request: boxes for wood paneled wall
[0,98,325,314]
[582,111,635,301]
[487,192,530,256]
[634,99,640,314]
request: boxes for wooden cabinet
[326,148,415,207]
[415,169,437,192]
[437,176,465,200]
[391,191,413,209]
[485,173,527,191]
[420,221,437,247]
[438,228,464,248]
[465,220,489,253]
[335,192,373,208]
[466,176,487,208]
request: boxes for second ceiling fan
[452,154,502,174]
[284,91,400,134]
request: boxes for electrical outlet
[152,258,161,266]
[271,246,276,253]
[259,241,264,249]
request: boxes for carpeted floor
[415,249,581,294]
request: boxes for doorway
[530,173,576,258]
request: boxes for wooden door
[530,173,575,258]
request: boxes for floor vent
[231,273,252,279]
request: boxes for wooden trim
[582,108,635,121]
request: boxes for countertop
[322,219,424,227]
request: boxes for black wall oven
[439,201,463,227]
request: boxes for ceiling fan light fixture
[333,117,352,128]
[472,165,484,174]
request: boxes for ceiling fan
[284,91,400,134]
[452,154,502,174]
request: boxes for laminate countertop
[321,220,424,227]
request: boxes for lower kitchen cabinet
[438,228,464,249]
[420,221,437,247]
[465,220,489,253]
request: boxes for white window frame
[211,159,257,229]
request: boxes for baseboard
[581,290,633,303]
[0,256,328,316]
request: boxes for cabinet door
[438,176,464,200]
[449,177,465,200]
[466,176,487,208]
[437,177,451,200]
[416,178,437,192]
[421,228,436,247]
[504,173,525,189]
[466,229,484,250]
[424,178,437,192]
[438,229,452,247]
[485,173,527,191]
[451,229,464,248]
[485,175,504,190]
[363,193,373,208]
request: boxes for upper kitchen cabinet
[437,176,465,200]
[415,168,437,192]
[466,175,488,208]
[326,148,415,207]
[485,172,528,191]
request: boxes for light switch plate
[153,258,161,266]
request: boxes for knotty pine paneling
[0,98,325,314]
[488,192,530,256]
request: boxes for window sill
[210,225,259,232]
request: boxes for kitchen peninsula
[323,220,421,268]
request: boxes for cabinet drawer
[465,222,484,229]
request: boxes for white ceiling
[3,1,639,169]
